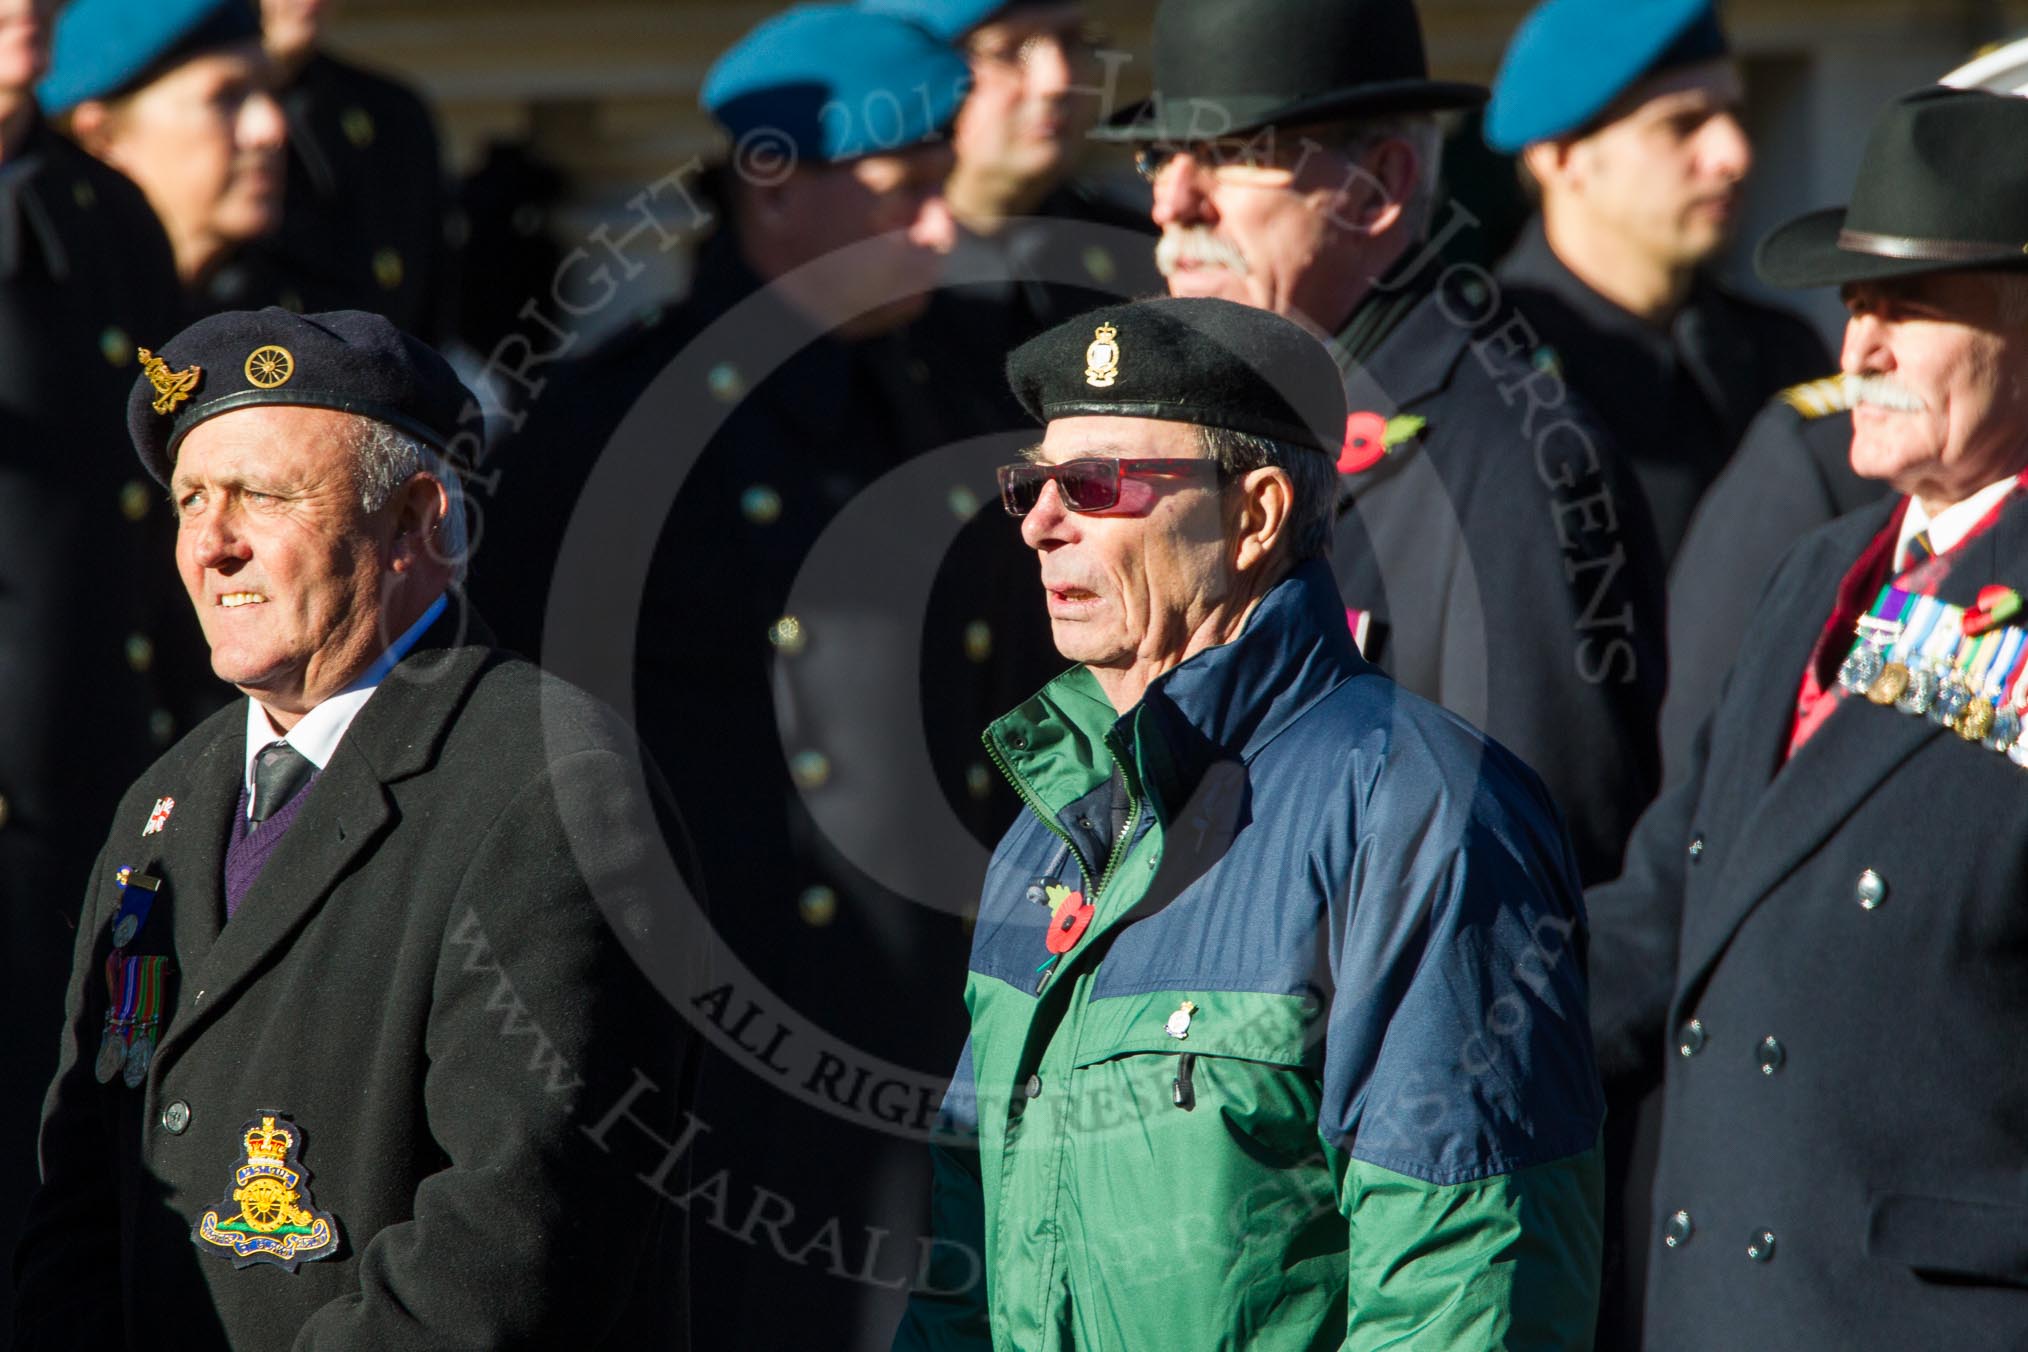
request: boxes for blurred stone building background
[329,0,2028,348]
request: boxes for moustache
[1156,227,1250,279]
[1848,373,1926,413]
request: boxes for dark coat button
[160,1100,191,1134]
[1024,1074,1042,1099]
[1747,1229,1776,1262]
[1677,1019,1707,1058]
[1664,1210,1693,1248]
[1688,835,1705,862]
[1856,869,1887,910]
[1758,1036,1785,1075]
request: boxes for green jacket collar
[986,560,1368,826]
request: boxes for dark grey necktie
[250,741,315,823]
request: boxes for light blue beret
[39,0,261,117]
[702,4,971,163]
[1485,0,1728,153]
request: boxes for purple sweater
[224,774,321,919]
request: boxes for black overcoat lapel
[158,615,495,1058]
[1677,496,2027,993]
[163,724,241,973]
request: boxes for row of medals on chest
[1837,584,2028,761]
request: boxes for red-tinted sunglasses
[997,458,1222,516]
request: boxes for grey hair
[1336,112,1446,241]
[350,417,470,584]
[1197,425,1338,562]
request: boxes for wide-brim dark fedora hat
[1094,0,1486,144]
[1758,86,2028,288]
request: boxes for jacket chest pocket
[1064,990,1325,1159]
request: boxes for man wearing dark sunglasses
[896,296,1604,1351]
[1100,0,1669,893]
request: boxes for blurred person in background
[208,0,447,333]
[0,0,208,1323]
[1114,0,1668,889]
[41,0,285,298]
[1486,9,1830,1331]
[474,6,1046,1346]
[866,0,1162,334]
[1485,0,1830,565]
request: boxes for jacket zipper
[986,734,1142,994]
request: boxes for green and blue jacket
[896,561,1604,1351]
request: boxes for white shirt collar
[241,594,449,803]
[1897,478,2021,573]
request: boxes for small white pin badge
[1165,1000,1197,1040]
[143,797,175,837]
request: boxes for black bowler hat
[127,308,477,486]
[1757,87,2028,288]
[1096,0,1485,144]
[1006,297,1348,453]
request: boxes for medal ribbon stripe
[136,957,161,1034]
[2009,638,2028,710]
[1989,630,2026,704]
[115,957,140,1029]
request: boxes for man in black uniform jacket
[868,0,1163,336]
[1590,87,2028,1349]
[473,9,1055,1346]
[1660,379,1881,782]
[212,0,446,333]
[0,0,213,1329]
[1484,0,1830,564]
[11,308,692,1350]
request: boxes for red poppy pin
[1043,882,1094,955]
[1336,411,1426,475]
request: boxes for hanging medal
[123,956,167,1089]
[1997,638,2028,756]
[95,953,139,1084]
[1841,586,1908,694]
[95,870,171,1088]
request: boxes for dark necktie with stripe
[250,740,315,823]
[1903,529,1934,570]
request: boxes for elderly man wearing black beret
[1109,0,1669,893]
[10,309,692,1350]
[1588,87,2028,1348]
[895,296,1604,1351]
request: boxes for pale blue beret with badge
[1485,0,1729,153]
[702,3,971,163]
[39,0,261,117]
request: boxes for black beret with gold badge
[127,307,476,486]
[1005,296,1348,454]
